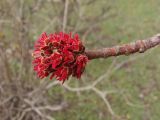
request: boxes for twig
[32,0,43,13]
[46,81,59,90]
[23,99,58,120]
[92,59,117,86]
[62,0,69,32]
[122,94,144,108]
[63,83,92,92]
[91,87,116,116]
[0,20,12,24]
[85,34,160,59]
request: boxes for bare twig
[62,0,69,32]
[91,87,116,117]
[63,83,92,92]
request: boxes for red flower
[74,55,88,78]
[32,32,88,83]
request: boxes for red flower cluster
[32,32,88,83]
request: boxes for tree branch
[85,34,160,59]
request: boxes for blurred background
[0,0,160,120]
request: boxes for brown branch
[85,34,160,60]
